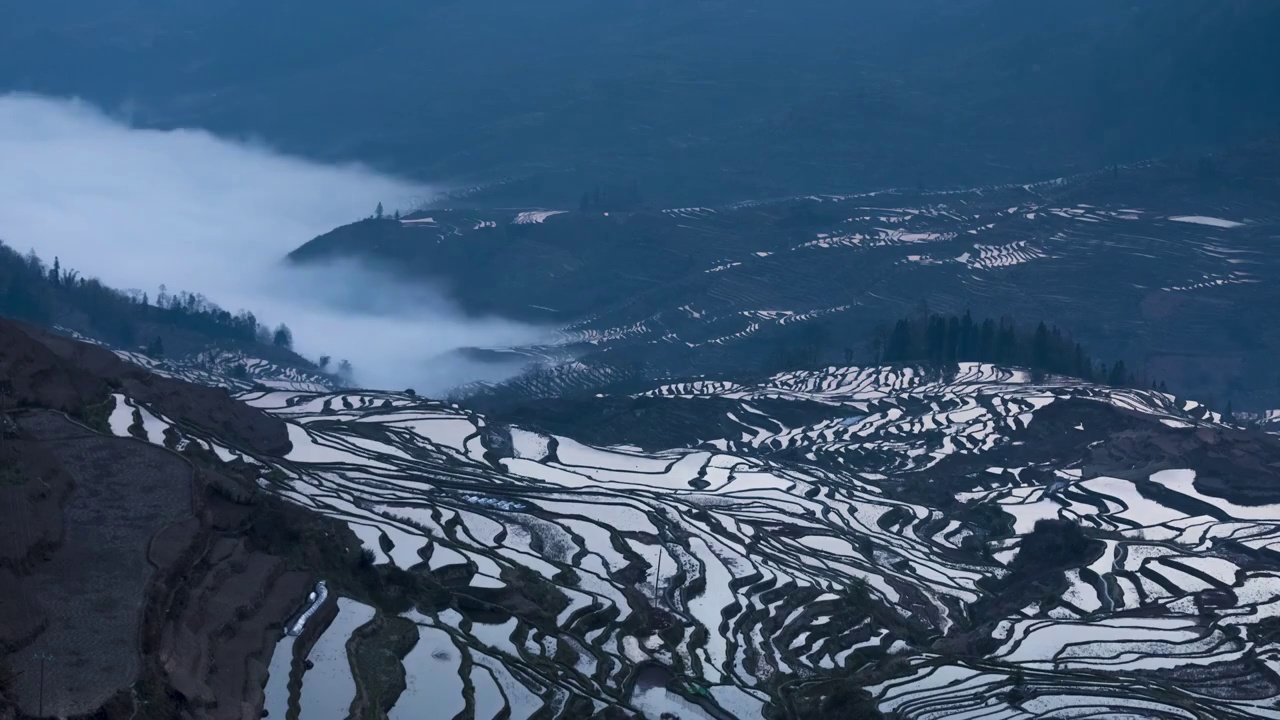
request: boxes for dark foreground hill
[0,318,395,720]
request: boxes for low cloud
[0,93,546,393]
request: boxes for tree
[317,355,331,371]
[375,202,384,219]
[146,336,165,358]
[1032,321,1051,369]
[272,324,293,349]
[926,315,945,364]
[801,322,830,365]
[885,319,913,361]
[1107,360,1128,387]
[337,359,354,383]
[997,318,1017,363]
[945,315,961,363]
[1072,343,1090,380]
[959,310,974,357]
[979,318,997,359]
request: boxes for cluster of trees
[0,241,270,349]
[315,354,355,382]
[0,243,368,389]
[875,311,1158,388]
[370,202,400,221]
[0,242,349,365]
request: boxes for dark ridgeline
[876,311,1157,389]
[0,241,262,349]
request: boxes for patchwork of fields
[106,353,1280,718]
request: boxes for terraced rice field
[105,353,1280,718]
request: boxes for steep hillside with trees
[0,240,314,368]
[876,311,1157,388]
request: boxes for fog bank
[0,94,545,392]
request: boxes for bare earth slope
[0,319,350,720]
[6,410,192,717]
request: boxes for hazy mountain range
[4,0,1278,205]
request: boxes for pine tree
[979,319,997,360]
[945,315,961,363]
[375,202,384,219]
[959,310,975,357]
[1032,321,1051,370]
[1107,360,1128,386]
[997,319,1017,364]
[927,315,946,364]
[1072,343,1089,380]
[886,319,912,361]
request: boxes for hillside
[290,144,1280,409]
[0,240,337,388]
[3,1,1278,205]
[7,310,1280,717]
[0,317,317,719]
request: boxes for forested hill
[286,149,1280,409]
[0,240,313,368]
[876,312,1159,390]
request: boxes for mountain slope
[291,146,1280,408]
[0,318,384,720]
[3,1,1277,205]
[7,285,1280,718]
[198,365,1280,718]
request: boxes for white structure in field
[288,580,328,636]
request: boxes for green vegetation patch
[348,614,420,719]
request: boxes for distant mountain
[289,143,1280,409]
[3,1,1277,205]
